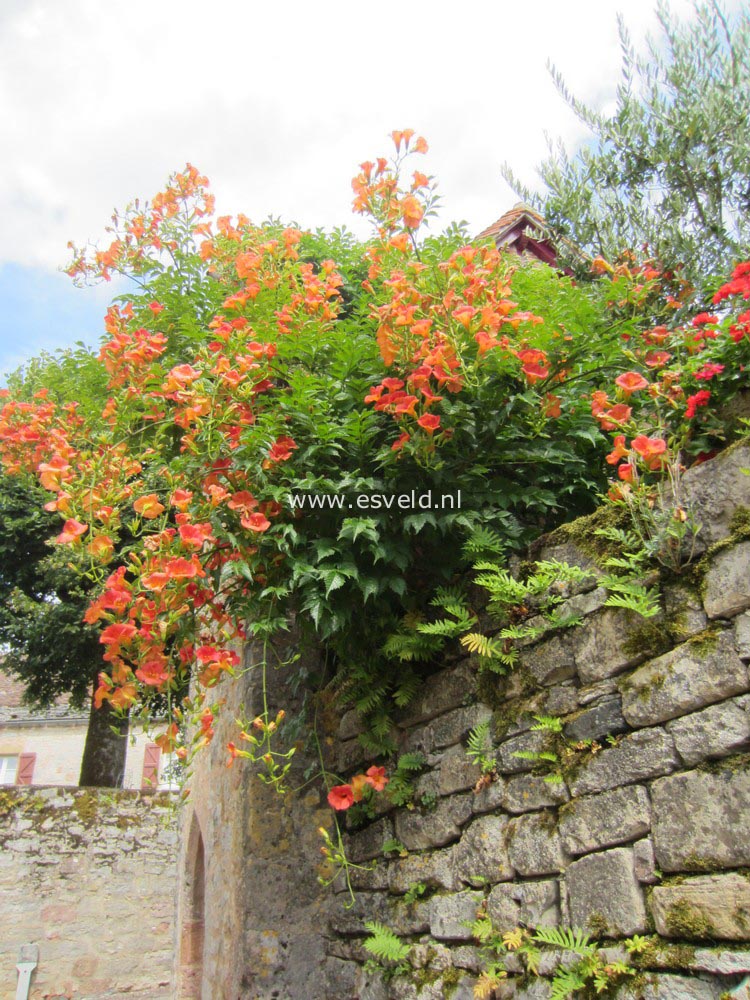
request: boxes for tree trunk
[78,673,128,787]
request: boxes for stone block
[564,697,628,743]
[666,697,750,765]
[542,684,580,717]
[497,730,551,775]
[437,745,483,795]
[470,775,506,816]
[394,795,472,851]
[488,879,560,930]
[431,704,492,751]
[572,607,654,684]
[558,785,651,856]
[578,677,619,705]
[663,583,708,638]
[651,874,750,940]
[651,766,750,871]
[736,612,750,660]
[682,443,750,550]
[633,838,658,884]
[565,847,647,936]
[337,736,369,773]
[347,817,394,864]
[519,633,577,686]
[507,813,567,876]
[621,631,748,727]
[388,846,461,894]
[338,709,364,741]
[503,774,570,814]
[704,541,750,619]
[428,890,484,940]
[614,973,723,998]
[398,662,476,727]
[691,949,750,974]
[452,814,515,885]
[323,958,360,1000]
[568,728,678,797]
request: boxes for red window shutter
[16,752,36,786]
[141,743,161,790]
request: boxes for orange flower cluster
[327,765,389,811]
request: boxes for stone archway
[178,813,205,999]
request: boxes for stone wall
[0,786,177,999]
[324,445,750,1000]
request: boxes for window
[158,752,182,791]
[0,755,18,785]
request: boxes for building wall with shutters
[0,719,158,789]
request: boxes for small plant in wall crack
[363,921,412,980]
[471,917,638,999]
[465,720,498,779]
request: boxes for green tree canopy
[504,0,750,292]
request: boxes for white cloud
[0,0,700,270]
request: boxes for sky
[0,0,702,381]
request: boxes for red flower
[327,784,355,811]
[242,512,271,532]
[631,435,668,470]
[417,413,441,434]
[606,435,629,466]
[56,518,88,544]
[365,765,389,791]
[694,363,724,381]
[615,371,649,395]
[133,493,165,519]
[392,432,410,452]
[691,313,718,326]
[685,390,711,419]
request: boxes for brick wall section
[325,444,750,1000]
[0,786,177,999]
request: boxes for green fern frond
[363,922,411,964]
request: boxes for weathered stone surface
[395,795,472,851]
[339,708,364,741]
[337,735,369,772]
[558,785,651,856]
[519,633,577,686]
[651,766,750,871]
[488,879,560,929]
[664,583,708,638]
[651,874,750,940]
[398,662,476,727]
[452,814,515,885]
[578,677,619,705]
[503,773,570,814]
[347,817,394,863]
[323,958,360,1000]
[543,683,580,717]
[564,697,628,743]
[568,727,678,797]
[437,745,483,795]
[335,859,389,893]
[621,631,748,727]
[666,697,750,765]
[471,775,506,815]
[507,813,567,876]
[704,541,750,619]
[389,846,461,893]
[572,607,654,683]
[691,949,750,974]
[633,837,658,884]
[565,847,647,936]
[450,945,484,972]
[683,443,750,551]
[432,704,493,751]
[614,973,723,999]
[497,730,551,774]
[428,890,484,940]
[329,891,390,935]
[737,612,750,660]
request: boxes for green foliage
[363,921,411,977]
[402,881,428,905]
[470,918,637,998]
[385,752,427,807]
[465,721,497,775]
[462,558,591,672]
[504,0,750,291]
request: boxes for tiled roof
[476,203,548,242]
